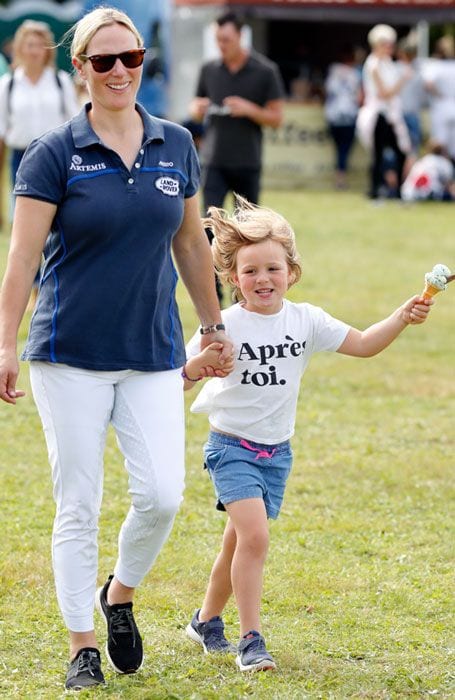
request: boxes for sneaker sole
[95,585,144,675]
[235,655,277,672]
[185,622,209,653]
[185,622,236,654]
[65,680,105,692]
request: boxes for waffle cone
[422,282,442,299]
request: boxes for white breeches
[29,362,185,632]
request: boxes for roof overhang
[173,0,455,23]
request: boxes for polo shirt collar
[71,102,165,149]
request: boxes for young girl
[182,197,432,672]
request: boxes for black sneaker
[186,608,236,653]
[95,575,143,674]
[236,630,276,671]
[65,647,105,690]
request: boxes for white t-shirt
[186,299,350,445]
[357,53,410,154]
[0,66,79,149]
[421,58,455,104]
[401,153,454,201]
[362,54,402,117]
[324,62,361,126]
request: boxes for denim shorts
[203,431,293,519]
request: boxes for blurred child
[401,140,455,201]
[182,196,432,671]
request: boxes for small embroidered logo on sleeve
[155,177,179,196]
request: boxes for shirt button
[134,162,140,169]
[128,178,134,184]
[140,149,144,155]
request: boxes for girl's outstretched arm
[338,295,433,358]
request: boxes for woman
[0,20,79,310]
[422,36,455,163]
[356,24,411,199]
[324,46,362,189]
[0,7,230,691]
[0,20,79,228]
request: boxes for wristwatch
[200,323,226,335]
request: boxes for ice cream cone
[422,282,442,300]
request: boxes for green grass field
[0,191,454,699]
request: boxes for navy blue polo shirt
[15,103,200,371]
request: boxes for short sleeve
[184,138,201,198]
[307,304,350,353]
[14,137,66,204]
[266,63,285,102]
[195,66,207,99]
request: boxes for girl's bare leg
[225,498,269,635]
[200,518,236,620]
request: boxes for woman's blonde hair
[12,20,56,68]
[367,24,397,49]
[70,6,143,60]
[205,195,302,302]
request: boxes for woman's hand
[198,341,235,378]
[183,342,235,390]
[199,329,234,364]
[0,350,26,404]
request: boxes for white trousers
[29,362,185,632]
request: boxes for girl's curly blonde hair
[204,195,302,302]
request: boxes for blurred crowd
[0,16,454,220]
[325,27,455,201]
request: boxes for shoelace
[240,439,277,460]
[109,607,137,640]
[77,651,99,677]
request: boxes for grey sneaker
[186,609,236,653]
[65,647,105,690]
[236,630,276,671]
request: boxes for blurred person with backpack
[0,19,79,311]
[0,20,79,231]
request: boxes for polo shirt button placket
[127,160,141,188]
